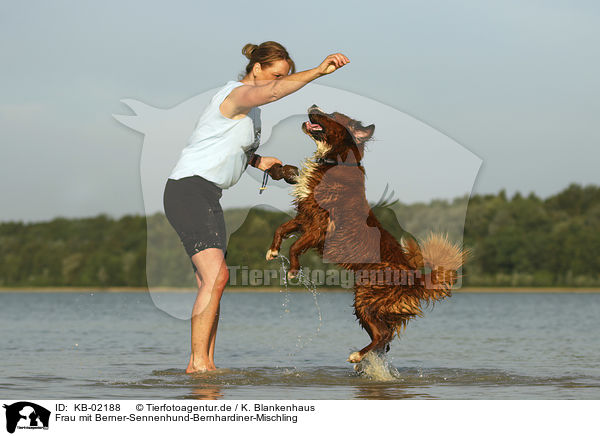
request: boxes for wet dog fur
[266,105,468,363]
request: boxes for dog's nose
[309,104,318,109]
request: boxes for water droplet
[277,254,323,363]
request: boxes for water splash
[277,254,323,360]
[278,254,291,316]
[352,351,401,381]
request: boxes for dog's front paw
[347,351,363,363]
[287,269,298,280]
[266,249,279,261]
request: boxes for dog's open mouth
[304,121,323,132]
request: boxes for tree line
[1,183,598,288]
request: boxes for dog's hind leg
[266,218,301,261]
[348,319,393,363]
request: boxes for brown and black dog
[266,105,468,363]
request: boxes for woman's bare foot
[186,354,218,373]
[186,362,209,373]
[186,355,212,373]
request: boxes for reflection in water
[103,364,600,400]
[352,384,434,400]
[185,384,224,400]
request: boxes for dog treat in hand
[267,163,299,184]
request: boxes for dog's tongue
[306,122,322,130]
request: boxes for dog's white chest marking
[292,141,331,201]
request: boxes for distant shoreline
[1,286,600,294]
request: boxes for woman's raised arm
[226,53,349,115]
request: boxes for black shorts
[163,175,228,273]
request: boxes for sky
[1,0,599,223]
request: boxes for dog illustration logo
[113,83,481,319]
[3,402,50,433]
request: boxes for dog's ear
[352,124,375,143]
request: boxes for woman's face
[253,59,291,81]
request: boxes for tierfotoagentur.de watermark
[227,265,458,289]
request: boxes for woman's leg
[190,271,221,371]
[207,303,220,369]
[185,247,229,373]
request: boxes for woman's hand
[317,53,350,75]
[257,156,283,171]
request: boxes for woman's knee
[215,264,229,290]
[200,264,229,293]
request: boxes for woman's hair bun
[240,41,295,76]
[242,43,258,59]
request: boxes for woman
[163,41,349,373]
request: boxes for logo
[3,402,50,434]
[113,83,481,318]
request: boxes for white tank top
[168,81,261,189]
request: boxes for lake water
[1,289,599,400]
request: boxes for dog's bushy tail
[401,231,470,295]
[371,233,470,339]
[384,232,469,338]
